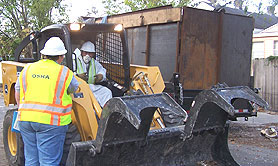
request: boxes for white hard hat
[80,41,95,53]
[40,37,67,56]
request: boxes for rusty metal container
[96,6,254,89]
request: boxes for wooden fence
[253,58,278,111]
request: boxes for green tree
[268,0,278,15]
[0,0,68,60]
[102,0,191,15]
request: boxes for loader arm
[70,64,175,141]
[129,64,165,94]
[70,77,102,141]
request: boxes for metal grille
[96,32,125,85]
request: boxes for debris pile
[261,127,278,139]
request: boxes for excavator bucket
[66,87,268,166]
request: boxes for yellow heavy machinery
[2,23,268,166]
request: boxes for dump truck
[2,23,268,166]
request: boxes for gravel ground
[229,122,278,151]
[229,121,278,165]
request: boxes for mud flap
[66,87,268,166]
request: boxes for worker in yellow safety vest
[14,37,79,166]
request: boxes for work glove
[94,74,103,83]
[77,73,88,82]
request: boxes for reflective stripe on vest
[21,65,31,100]
[19,60,73,126]
[19,103,72,114]
[77,58,84,74]
[52,115,59,125]
[54,66,70,105]
[88,59,96,84]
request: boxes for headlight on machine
[70,23,81,31]
[114,24,123,32]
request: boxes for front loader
[2,23,268,166]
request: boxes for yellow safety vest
[18,59,73,126]
[77,57,96,84]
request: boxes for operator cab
[14,23,130,97]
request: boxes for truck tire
[3,108,25,166]
[60,123,81,166]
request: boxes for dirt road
[0,95,278,165]
[229,122,278,165]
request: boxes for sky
[65,0,275,22]
[65,0,106,22]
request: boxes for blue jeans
[18,121,68,166]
